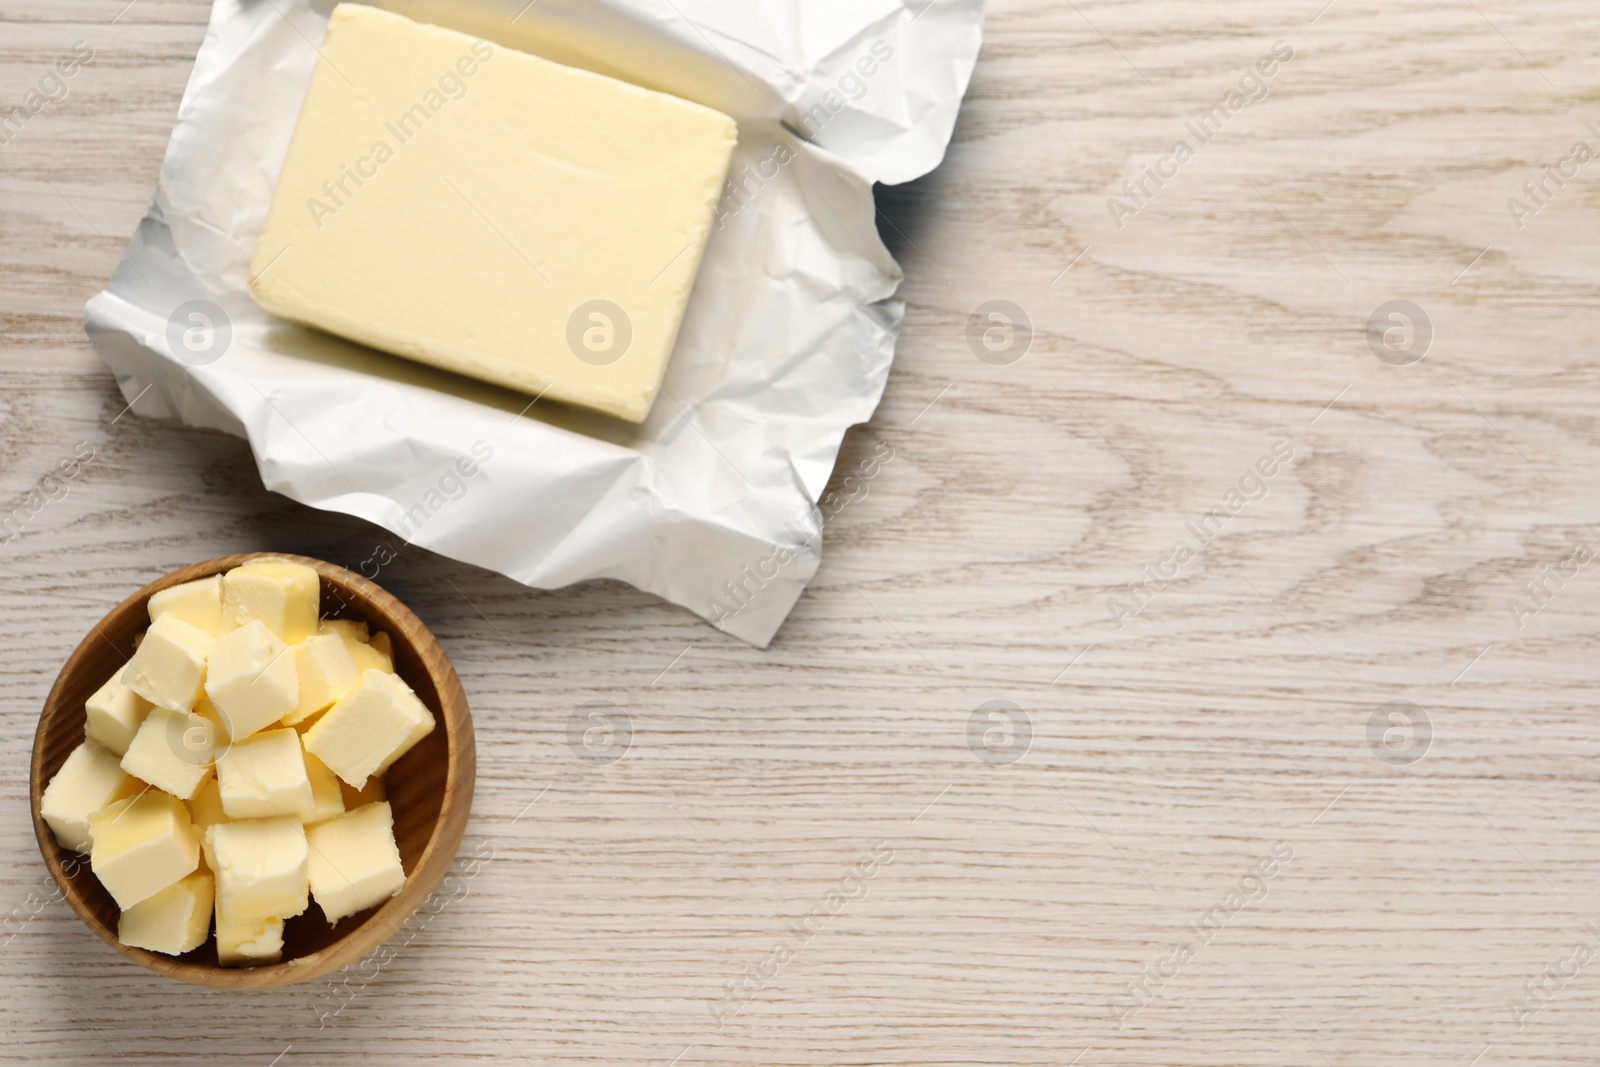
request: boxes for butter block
[120,707,215,800]
[216,728,315,822]
[147,575,223,636]
[40,740,141,853]
[306,801,405,924]
[303,750,346,826]
[321,619,392,674]
[221,561,320,644]
[349,637,392,675]
[303,670,434,790]
[319,618,368,644]
[205,619,299,740]
[118,870,213,956]
[84,673,154,757]
[89,791,201,910]
[249,4,738,422]
[204,818,310,922]
[283,633,359,726]
[216,912,284,967]
[120,614,213,713]
[338,773,386,811]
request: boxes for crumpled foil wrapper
[84,0,984,646]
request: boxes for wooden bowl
[29,552,475,988]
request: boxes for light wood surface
[30,552,475,988]
[4,0,1600,1063]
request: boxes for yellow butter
[89,791,201,910]
[84,672,154,756]
[221,561,320,645]
[306,801,405,924]
[147,575,223,636]
[119,869,213,956]
[303,669,434,790]
[40,740,141,853]
[249,4,737,422]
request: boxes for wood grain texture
[29,552,475,988]
[3,0,1600,1063]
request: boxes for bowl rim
[29,552,475,989]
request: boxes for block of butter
[204,818,309,923]
[84,673,154,757]
[148,575,223,636]
[119,870,213,956]
[89,791,201,910]
[40,740,140,853]
[249,4,738,423]
[303,669,434,790]
[306,801,405,923]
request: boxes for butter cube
[320,619,394,674]
[216,912,284,967]
[216,728,315,821]
[222,561,320,644]
[319,618,368,643]
[118,870,213,956]
[283,633,359,726]
[40,740,141,852]
[249,4,738,423]
[349,639,392,675]
[338,774,385,811]
[205,619,299,740]
[147,575,223,636]
[120,707,215,800]
[88,791,201,910]
[306,802,405,924]
[303,670,434,790]
[187,776,228,837]
[303,751,345,826]
[120,614,213,713]
[204,818,309,922]
[83,673,153,757]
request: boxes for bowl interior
[30,553,467,986]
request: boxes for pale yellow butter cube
[118,869,213,956]
[303,750,345,826]
[120,707,215,800]
[319,618,368,644]
[349,640,392,675]
[120,614,213,713]
[320,619,393,674]
[204,818,310,922]
[40,740,141,852]
[84,673,154,756]
[283,633,359,726]
[248,4,738,423]
[216,728,315,821]
[307,801,405,924]
[216,912,284,967]
[88,790,201,910]
[147,575,223,636]
[303,670,434,790]
[222,561,320,644]
[205,619,299,740]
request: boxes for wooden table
[4,1,1599,1063]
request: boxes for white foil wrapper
[84,0,983,646]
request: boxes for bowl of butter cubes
[29,553,474,987]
